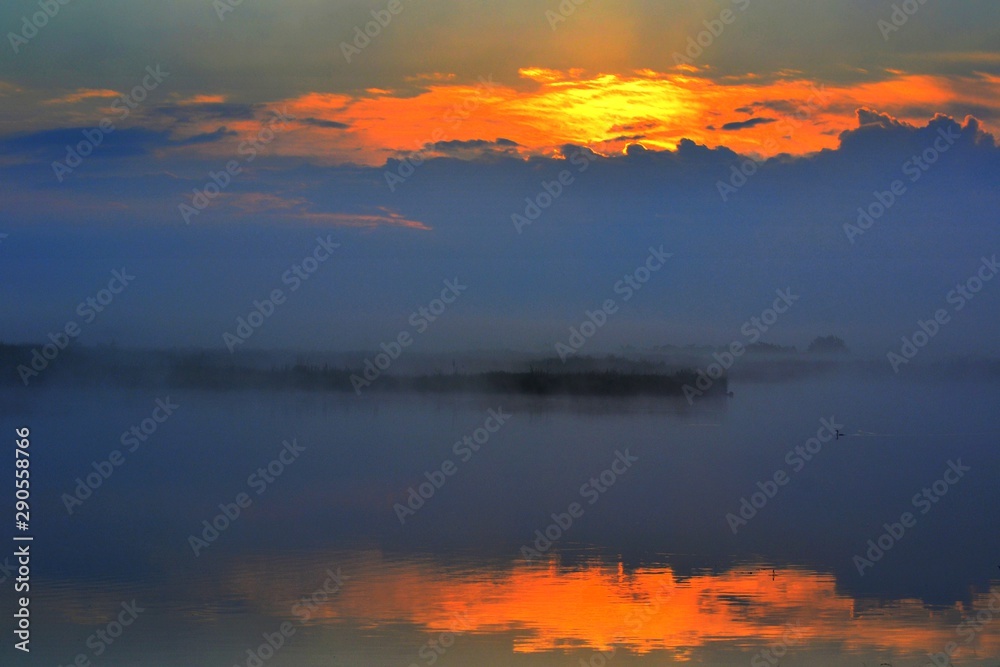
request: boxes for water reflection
[11,375,1000,665]
[46,550,996,663]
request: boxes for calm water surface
[3,371,999,665]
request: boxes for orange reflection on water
[269,553,1000,660]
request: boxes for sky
[1,0,999,357]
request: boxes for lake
[4,369,999,666]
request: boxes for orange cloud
[177,94,228,105]
[222,193,429,230]
[43,88,121,105]
[173,69,999,165]
[295,211,431,230]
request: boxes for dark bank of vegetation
[0,343,726,398]
[806,335,850,354]
[409,369,723,397]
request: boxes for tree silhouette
[807,335,849,354]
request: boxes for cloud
[152,102,258,124]
[431,138,518,149]
[176,94,228,105]
[609,121,661,133]
[294,211,431,230]
[226,193,308,213]
[2,109,998,353]
[404,73,458,83]
[170,127,239,146]
[222,193,431,230]
[906,51,1000,66]
[299,118,350,129]
[0,127,161,158]
[738,100,808,115]
[177,69,997,166]
[5,65,999,169]
[0,124,240,165]
[42,89,121,105]
[855,108,907,130]
[720,117,778,131]
[427,138,520,155]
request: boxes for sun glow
[161,68,999,166]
